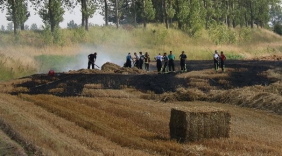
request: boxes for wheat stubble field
[0,59,282,156]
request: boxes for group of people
[213,50,226,72]
[124,50,188,73]
[154,51,187,73]
[125,51,151,71]
[87,50,226,73]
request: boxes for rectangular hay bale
[169,106,231,143]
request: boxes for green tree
[30,23,38,30]
[269,0,282,26]
[274,23,282,35]
[7,22,13,31]
[67,20,78,29]
[142,0,155,28]
[78,0,96,30]
[4,0,30,34]
[38,0,65,33]
[175,0,189,29]
[1,25,5,31]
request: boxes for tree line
[1,0,282,36]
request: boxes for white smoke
[59,44,127,72]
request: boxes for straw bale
[67,69,105,74]
[101,62,121,71]
[169,106,230,143]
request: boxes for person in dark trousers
[125,53,132,67]
[134,52,140,68]
[179,51,187,72]
[139,51,144,69]
[220,51,226,72]
[88,52,97,69]
[144,52,150,71]
[162,52,168,73]
[213,50,219,71]
[154,53,163,73]
[168,51,175,72]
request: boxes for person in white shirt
[213,50,219,71]
[134,52,140,68]
[154,53,163,73]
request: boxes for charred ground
[13,60,281,96]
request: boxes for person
[88,52,97,69]
[125,53,132,67]
[144,52,150,71]
[219,51,226,72]
[162,52,169,73]
[133,52,140,68]
[139,51,145,69]
[213,50,219,71]
[179,51,187,72]
[155,53,163,73]
[168,50,175,72]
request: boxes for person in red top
[220,51,226,72]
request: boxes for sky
[0,3,104,29]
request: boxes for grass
[1,24,282,80]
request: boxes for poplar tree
[38,0,64,33]
[78,0,96,30]
[3,0,30,34]
[175,0,189,29]
[141,0,155,28]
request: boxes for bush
[273,23,282,35]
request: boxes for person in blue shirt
[125,53,132,67]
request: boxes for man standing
[88,52,97,69]
[139,51,145,69]
[144,52,150,71]
[179,51,187,72]
[168,50,175,72]
[134,52,140,68]
[220,51,226,72]
[125,53,133,67]
[213,50,219,71]
[162,52,169,73]
[154,53,163,73]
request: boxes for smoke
[56,44,127,72]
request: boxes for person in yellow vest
[144,52,150,71]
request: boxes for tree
[274,23,282,35]
[67,20,78,28]
[24,24,29,30]
[175,0,189,29]
[30,23,38,30]
[269,1,282,26]
[7,22,13,31]
[142,0,155,28]
[38,0,65,33]
[1,25,5,31]
[79,0,96,30]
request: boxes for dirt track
[13,60,282,96]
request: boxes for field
[1,59,282,155]
[1,25,282,155]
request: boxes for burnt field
[13,60,281,96]
[1,59,282,155]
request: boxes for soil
[12,59,282,96]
